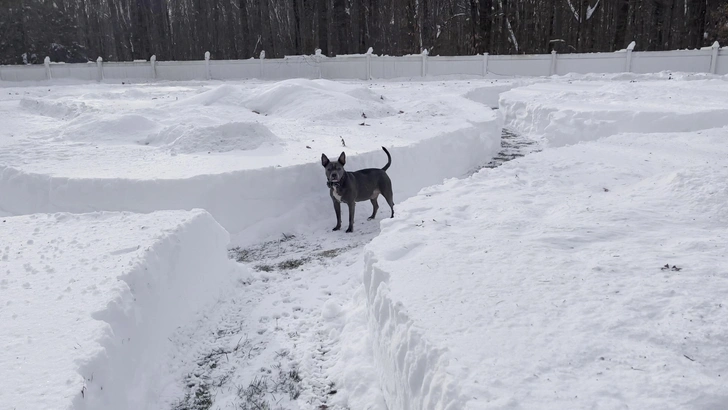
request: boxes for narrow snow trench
[467,129,541,176]
[166,129,539,410]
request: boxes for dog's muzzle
[327,176,340,188]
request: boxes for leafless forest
[1,0,727,65]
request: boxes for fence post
[315,49,322,79]
[150,55,157,79]
[550,50,557,76]
[44,56,52,80]
[482,53,489,77]
[259,50,265,79]
[204,51,211,80]
[365,47,373,80]
[96,56,103,82]
[625,41,636,73]
[421,49,428,77]
[710,41,720,74]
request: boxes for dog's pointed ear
[338,152,346,165]
[321,153,330,167]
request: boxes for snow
[501,77,728,147]
[366,130,728,408]
[586,0,600,20]
[363,79,728,408]
[0,77,506,410]
[3,73,728,410]
[0,79,502,234]
[0,210,247,410]
[567,0,601,21]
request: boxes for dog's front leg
[332,199,342,231]
[346,202,355,233]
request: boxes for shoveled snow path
[162,215,385,410]
[163,130,533,409]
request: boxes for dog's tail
[381,146,392,171]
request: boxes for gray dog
[321,147,395,233]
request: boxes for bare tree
[1,0,725,64]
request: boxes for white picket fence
[0,42,725,83]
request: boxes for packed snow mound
[0,210,248,410]
[77,86,200,103]
[79,88,150,100]
[244,78,395,120]
[19,97,91,119]
[310,78,385,102]
[364,127,728,409]
[173,83,248,107]
[500,79,728,146]
[145,122,282,154]
[58,113,162,144]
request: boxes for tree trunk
[316,0,329,54]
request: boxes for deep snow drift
[0,210,247,410]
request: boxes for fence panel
[370,56,421,79]
[155,61,207,81]
[209,60,262,80]
[320,57,368,79]
[262,57,320,80]
[631,49,712,73]
[717,50,728,75]
[103,62,154,80]
[556,53,625,75]
[428,56,484,77]
[48,63,96,80]
[2,46,726,84]
[488,55,551,77]
[0,65,48,82]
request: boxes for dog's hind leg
[368,197,379,220]
[382,190,394,218]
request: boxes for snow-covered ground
[501,73,728,147]
[0,79,505,233]
[2,72,727,410]
[0,78,506,410]
[0,210,246,410]
[364,74,728,409]
[365,127,728,409]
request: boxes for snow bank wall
[363,255,467,409]
[0,210,245,410]
[0,120,500,235]
[72,210,245,410]
[361,126,728,409]
[2,47,726,83]
[500,80,728,147]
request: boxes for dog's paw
[332,226,341,231]
[367,216,375,221]
[345,227,353,233]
